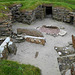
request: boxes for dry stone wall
[9,4,75,25]
[0,22,12,36]
[52,7,75,25]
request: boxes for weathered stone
[54,46,75,56]
[8,41,17,55]
[57,55,75,75]
[72,35,75,49]
[9,4,75,25]
[24,35,46,45]
[17,28,44,37]
[0,37,17,60]
[71,63,75,75]
[58,29,67,36]
[65,69,71,75]
[0,22,12,37]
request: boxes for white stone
[24,35,45,40]
[65,69,71,75]
[58,52,62,55]
[65,51,68,53]
[0,37,11,58]
[58,29,67,36]
[8,41,13,46]
[55,47,58,50]
[5,7,7,9]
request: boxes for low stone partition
[0,37,17,60]
[17,28,46,45]
[17,28,44,37]
[24,35,46,46]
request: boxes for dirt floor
[8,18,75,75]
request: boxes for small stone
[60,27,65,29]
[68,41,73,45]
[58,52,62,55]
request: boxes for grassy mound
[0,0,74,21]
[0,0,75,11]
[0,60,41,75]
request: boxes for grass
[0,0,74,19]
[0,0,74,11]
[0,60,41,75]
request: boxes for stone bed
[40,25,60,35]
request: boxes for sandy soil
[8,18,75,75]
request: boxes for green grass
[0,0,75,19]
[0,60,41,75]
[0,1,75,11]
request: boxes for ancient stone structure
[0,22,12,36]
[17,28,46,45]
[57,55,75,75]
[53,7,75,25]
[72,35,75,49]
[17,28,44,37]
[9,4,75,25]
[54,46,75,56]
[39,25,67,37]
[56,35,75,75]
[0,37,17,59]
[24,35,46,46]
[71,63,75,75]
[40,25,60,36]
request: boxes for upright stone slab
[71,63,75,75]
[72,35,75,49]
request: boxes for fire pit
[40,25,60,35]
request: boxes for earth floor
[8,18,75,75]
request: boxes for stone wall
[52,7,75,25]
[10,4,75,25]
[10,5,45,24]
[0,22,12,36]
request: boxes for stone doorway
[70,16,74,24]
[46,6,52,18]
